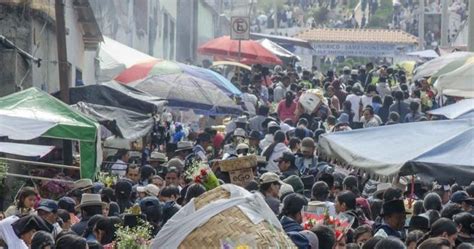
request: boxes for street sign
[231,16,250,40]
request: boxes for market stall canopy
[115,59,241,96]
[0,142,54,158]
[97,36,155,82]
[65,81,166,114]
[0,115,56,140]
[250,33,313,50]
[413,52,474,80]
[406,49,439,58]
[128,75,243,116]
[257,39,300,61]
[427,99,474,119]
[434,57,474,98]
[319,119,474,185]
[0,88,99,179]
[198,36,283,65]
[72,102,154,141]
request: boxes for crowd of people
[0,59,472,249]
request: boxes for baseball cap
[37,199,59,213]
[451,191,474,204]
[260,172,283,185]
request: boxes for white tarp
[428,99,474,119]
[434,58,474,98]
[257,38,300,60]
[406,49,439,58]
[413,52,474,80]
[0,114,56,140]
[97,36,155,82]
[0,142,54,158]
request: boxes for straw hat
[145,184,160,197]
[175,141,193,152]
[76,194,106,209]
[72,179,93,191]
[150,151,168,162]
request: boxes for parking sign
[231,16,250,40]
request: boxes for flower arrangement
[115,204,153,249]
[97,172,118,188]
[185,160,219,191]
[303,208,354,241]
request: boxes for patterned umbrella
[127,74,243,116]
[115,59,241,96]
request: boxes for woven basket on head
[178,186,297,249]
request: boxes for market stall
[0,88,100,179]
[427,99,474,119]
[319,119,474,185]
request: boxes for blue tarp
[427,99,474,119]
[319,119,474,185]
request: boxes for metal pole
[440,0,449,47]
[237,39,242,84]
[418,0,425,49]
[0,157,80,170]
[468,0,474,52]
[274,0,278,34]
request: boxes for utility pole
[55,0,69,104]
[468,0,474,52]
[418,0,425,49]
[55,0,72,166]
[440,0,449,47]
[274,0,278,34]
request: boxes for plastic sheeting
[0,88,99,179]
[152,184,283,248]
[66,81,166,114]
[72,102,154,140]
[434,58,474,98]
[318,119,474,185]
[257,39,300,60]
[97,36,155,82]
[406,49,439,58]
[0,142,54,158]
[413,52,474,80]
[427,99,474,119]
[0,115,56,140]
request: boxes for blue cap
[58,197,76,213]
[37,199,59,213]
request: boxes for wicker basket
[178,186,297,249]
[218,155,258,172]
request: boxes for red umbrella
[198,36,282,65]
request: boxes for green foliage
[367,0,393,28]
[256,0,286,13]
[115,218,153,249]
[312,6,330,24]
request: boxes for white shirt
[111,159,127,177]
[346,94,362,122]
[0,216,28,249]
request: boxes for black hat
[407,215,430,231]
[274,152,296,165]
[12,214,53,238]
[249,130,261,140]
[381,199,408,216]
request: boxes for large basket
[178,186,297,249]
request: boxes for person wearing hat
[36,199,62,238]
[450,191,474,213]
[339,66,352,86]
[72,179,94,193]
[259,172,284,215]
[236,143,250,156]
[275,152,299,178]
[71,194,107,236]
[248,130,262,155]
[280,193,309,246]
[222,128,246,159]
[11,214,52,247]
[261,130,290,173]
[407,215,430,233]
[174,141,194,161]
[137,184,161,201]
[332,113,352,132]
[295,137,318,174]
[193,132,211,162]
[283,175,305,195]
[259,121,280,151]
[311,181,337,217]
[374,199,408,239]
[148,151,167,170]
[58,197,80,225]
